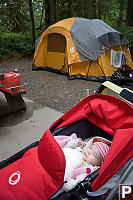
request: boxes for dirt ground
[0,56,103,113]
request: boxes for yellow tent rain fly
[33,17,133,81]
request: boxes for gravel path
[0,56,102,113]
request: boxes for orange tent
[33,18,133,81]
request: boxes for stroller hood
[38,94,133,192]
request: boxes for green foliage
[56,0,89,20]
[118,25,133,47]
[118,24,133,57]
[0,0,31,33]
[0,32,33,59]
[33,0,45,29]
[0,0,133,60]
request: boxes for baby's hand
[95,166,100,170]
[78,139,84,147]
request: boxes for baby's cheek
[82,152,86,161]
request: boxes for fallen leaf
[53,99,59,103]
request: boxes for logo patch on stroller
[119,184,133,199]
[9,171,21,185]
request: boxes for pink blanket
[54,133,77,147]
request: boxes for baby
[55,134,110,191]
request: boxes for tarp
[70,18,129,61]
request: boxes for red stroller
[0,81,133,200]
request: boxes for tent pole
[68,65,71,79]
[87,61,91,76]
[97,61,106,80]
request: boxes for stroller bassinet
[0,82,133,200]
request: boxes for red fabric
[49,94,133,191]
[0,72,21,92]
[0,131,65,200]
[86,168,91,174]
[38,130,66,186]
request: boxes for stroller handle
[95,81,133,105]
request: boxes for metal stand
[0,90,26,117]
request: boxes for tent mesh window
[47,33,66,53]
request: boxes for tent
[33,17,133,81]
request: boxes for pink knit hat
[94,142,110,163]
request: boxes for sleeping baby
[54,133,110,191]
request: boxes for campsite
[0,1,133,200]
[0,57,102,113]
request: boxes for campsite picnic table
[0,73,26,118]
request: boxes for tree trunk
[126,0,133,26]
[67,0,72,18]
[28,0,36,49]
[117,0,124,27]
[93,0,97,18]
[103,2,106,21]
[45,0,49,29]
[48,0,56,26]
[1,0,4,6]
[97,0,102,19]
[87,0,93,19]
[40,0,45,29]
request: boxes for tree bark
[117,0,124,27]
[48,0,56,26]
[1,0,4,6]
[40,0,45,29]
[126,0,133,26]
[103,2,106,21]
[45,0,49,29]
[97,0,102,19]
[28,0,36,48]
[67,0,72,18]
[93,0,97,18]
[87,0,93,19]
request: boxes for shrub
[1,32,34,59]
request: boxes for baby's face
[82,144,101,166]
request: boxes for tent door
[47,33,66,70]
